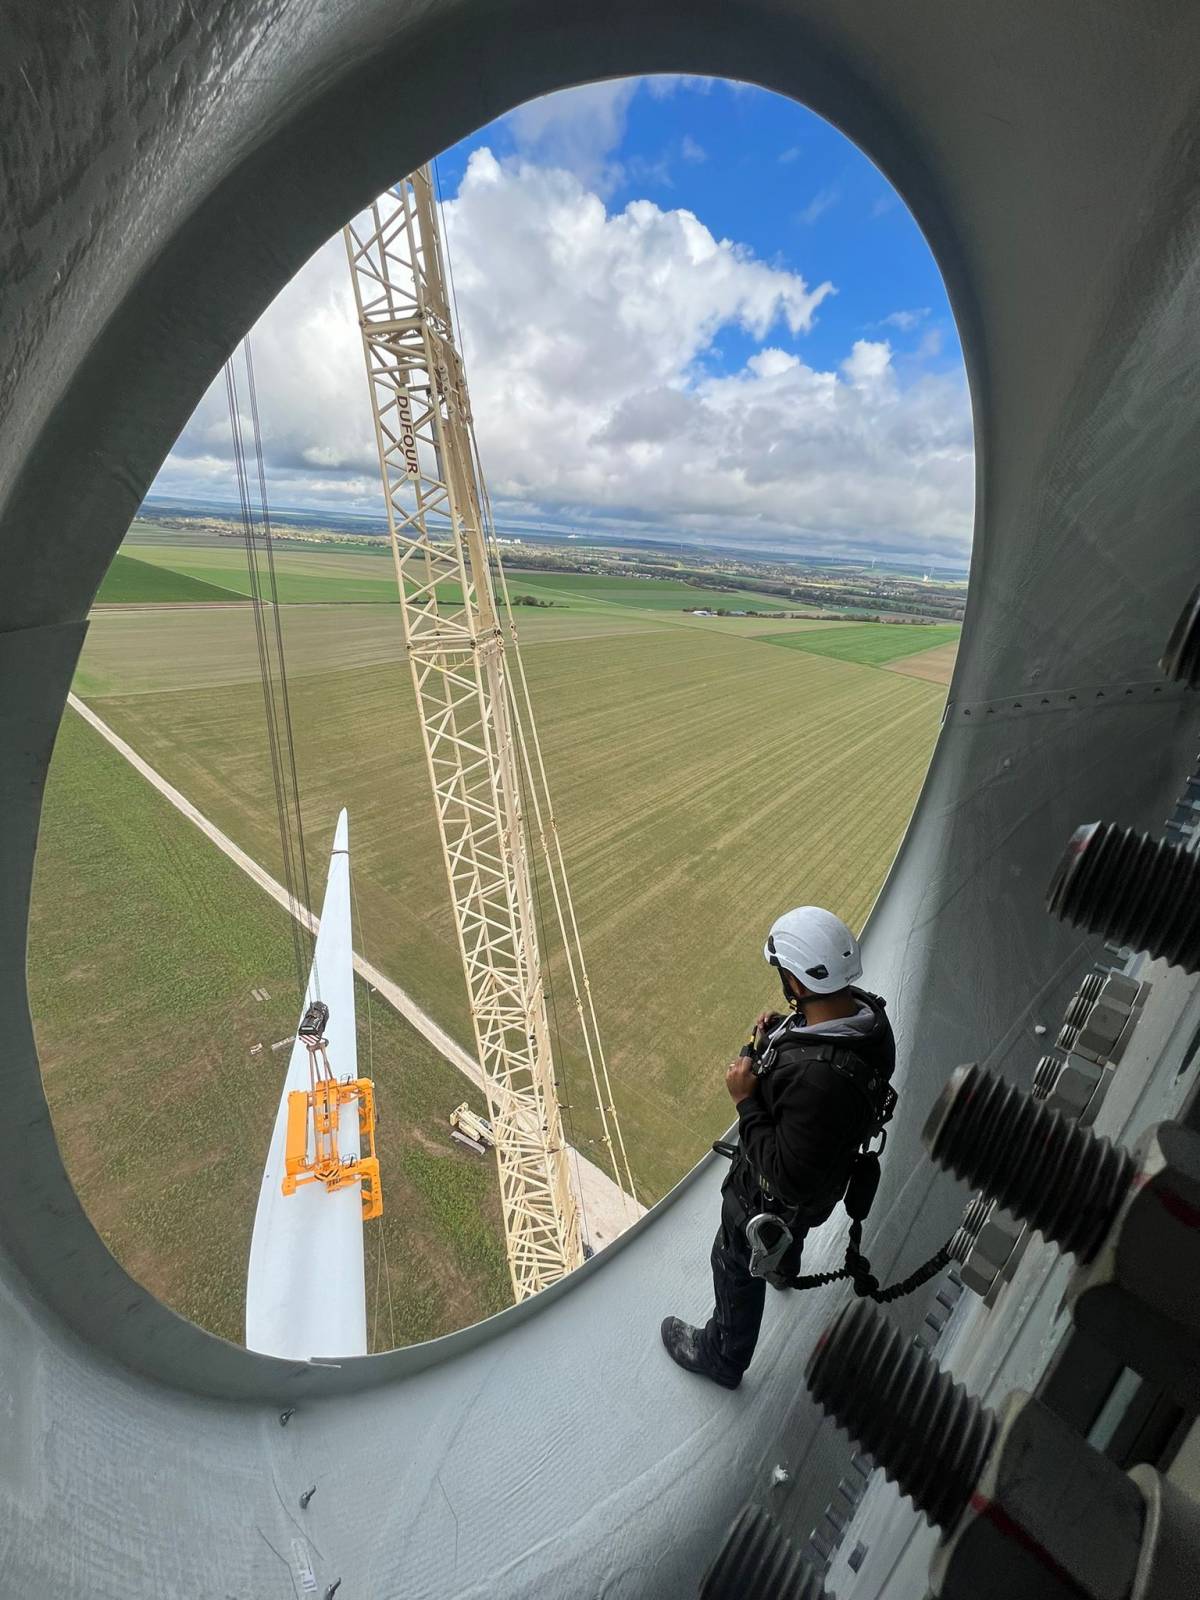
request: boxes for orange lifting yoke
[282,1001,383,1221]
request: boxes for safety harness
[714,1032,954,1305]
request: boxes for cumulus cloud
[504,81,638,194]
[154,147,974,561]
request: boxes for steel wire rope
[432,161,638,1215]
[508,677,591,1253]
[225,356,309,1003]
[243,339,316,959]
[490,523,638,1213]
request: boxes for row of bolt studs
[700,584,1200,1595]
[945,583,1200,1301]
[792,587,1200,1594]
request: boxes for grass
[96,552,244,604]
[756,621,961,667]
[79,613,946,1203]
[29,711,510,1348]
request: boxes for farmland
[74,543,953,1202]
[756,621,962,667]
[32,530,957,1344]
[124,537,821,616]
[95,552,245,604]
[29,711,509,1347]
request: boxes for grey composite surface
[3,2,1200,1595]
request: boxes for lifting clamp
[282,1001,383,1220]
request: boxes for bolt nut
[1045,1055,1108,1125]
[930,1393,1145,1600]
[960,1207,1023,1299]
[1075,975,1144,1065]
[1068,1121,1200,1408]
[985,1225,1031,1307]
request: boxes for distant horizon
[138,494,972,578]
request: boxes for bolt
[923,1064,1134,1261]
[1047,822,1200,974]
[1160,582,1200,687]
[948,1194,992,1261]
[699,1506,828,1600]
[1056,1020,1080,1053]
[279,1408,295,1427]
[1032,1053,1064,1099]
[805,1301,996,1530]
[1063,970,1105,1031]
[299,1485,316,1510]
[806,1305,1162,1600]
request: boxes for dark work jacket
[729,989,896,1227]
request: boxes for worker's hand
[754,1010,783,1036]
[725,1057,758,1105]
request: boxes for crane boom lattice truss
[344,170,583,1299]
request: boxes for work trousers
[700,1179,807,1381]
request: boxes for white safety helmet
[764,906,862,995]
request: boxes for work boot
[660,1317,741,1390]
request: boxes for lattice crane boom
[344,170,583,1299]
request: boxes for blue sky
[438,77,961,385]
[156,77,975,566]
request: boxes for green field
[37,531,953,1342]
[756,622,962,667]
[96,552,245,604]
[29,712,509,1347]
[77,589,946,1203]
[120,541,797,616]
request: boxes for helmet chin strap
[779,967,807,1016]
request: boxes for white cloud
[644,75,718,98]
[841,339,893,388]
[878,307,930,332]
[504,80,638,192]
[797,185,840,225]
[778,145,803,165]
[155,147,973,561]
[916,327,944,361]
[680,134,707,164]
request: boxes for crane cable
[432,160,638,1215]
[224,337,315,1003]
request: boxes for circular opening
[31,75,972,1357]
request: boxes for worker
[661,906,896,1389]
